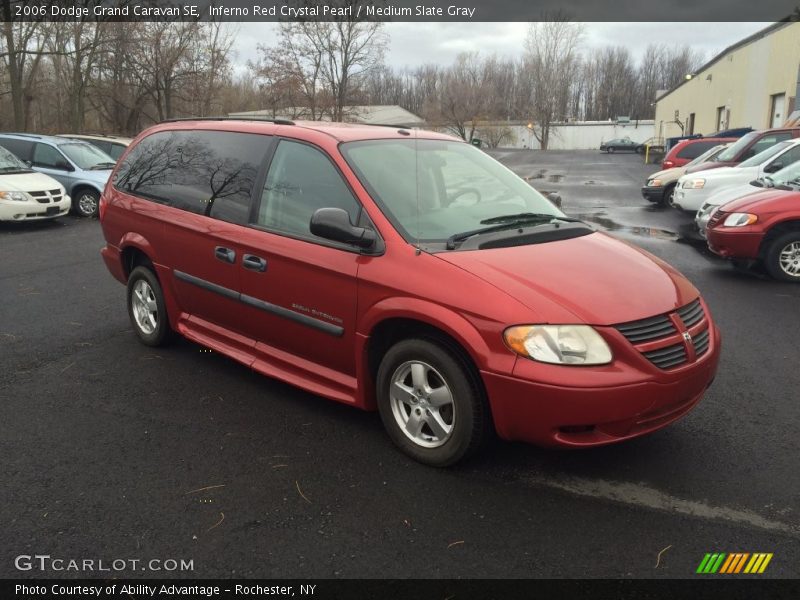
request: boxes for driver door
[31,143,75,190]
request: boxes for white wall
[488,121,655,150]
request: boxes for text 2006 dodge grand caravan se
[99,119,720,466]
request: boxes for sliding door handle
[242,254,267,272]
[214,246,236,264]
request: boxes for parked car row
[641,126,800,282]
[0,133,131,221]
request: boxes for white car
[0,146,70,222]
[673,139,800,212]
[695,158,800,237]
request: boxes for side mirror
[763,162,783,174]
[310,207,376,249]
[54,161,73,171]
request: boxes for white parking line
[523,475,798,535]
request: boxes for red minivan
[684,128,800,174]
[661,137,735,169]
[99,119,721,466]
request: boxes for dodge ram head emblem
[683,332,693,343]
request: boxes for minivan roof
[153,118,460,144]
[0,132,98,146]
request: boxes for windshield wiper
[90,162,116,170]
[479,212,582,225]
[447,214,586,250]
[0,166,31,173]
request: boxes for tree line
[1,19,704,148]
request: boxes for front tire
[376,338,490,467]
[607,147,615,154]
[764,231,800,282]
[74,188,100,218]
[659,183,676,207]
[127,266,172,346]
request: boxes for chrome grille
[677,299,704,327]
[615,314,677,343]
[643,343,687,370]
[615,298,710,370]
[693,328,710,356]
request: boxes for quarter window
[113,130,271,224]
[676,141,716,160]
[257,140,361,238]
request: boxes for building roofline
[656,20,795,104]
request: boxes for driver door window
[33,143,69,169]
[258,140,361,239]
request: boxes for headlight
[648,179,663,187]
[682,179,705,189]
[504,325,613,366]
[722,213,758,227]
[0,191,28,202]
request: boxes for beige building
[654,22,800,139]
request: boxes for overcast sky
[230,22,771,74]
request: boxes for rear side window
[0,138,34,162]
[746,133,793,158]
[107,143,126,161]
[257,140,361,238]
[676,141,717,159]
[113,130,271,225]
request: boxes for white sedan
[673,139,800,212]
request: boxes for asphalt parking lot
[1,150,799,580]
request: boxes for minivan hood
[649,166,685,182]
[698,166,759,182]
[78,168,112,184]
[721,188,800,213]
[436,232,698,326]
[0,171,63,192]
[705,182,760,207]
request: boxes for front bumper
[641,185,667,203]
[482,323,721,447]
[672,188,707,212]
[0,195,71,221]
[706,228,763,259]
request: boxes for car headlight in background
[504,325,613,365]
[697,203,716,217]
[0,191,28,202]
[648,179,663,187]
[722,213,758,227]
[682,179,705,189]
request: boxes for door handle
[242,254,267,272]
[214,246,236,264]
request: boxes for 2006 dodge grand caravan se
[99,119,721,466]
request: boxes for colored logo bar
[696,553,773,574]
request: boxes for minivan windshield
[716,132,759,162]
[769,160,800,189]
[0,145,31,173]
[59,143,116,170]
[341,139,566,244]
[738,141,792,168]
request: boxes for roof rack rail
[363,123,412,129]
[159,116,295,126]
[4,132,43,139]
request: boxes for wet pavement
[1,151,799,580]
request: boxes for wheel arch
[759,218,800,259]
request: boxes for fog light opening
[559,425,596,434]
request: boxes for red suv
[661,137,735,170]
[99,119,721,466]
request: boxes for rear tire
[127,266,172,346]
[376,338,490,467]
[764,231,800,282]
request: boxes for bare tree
[522,19,584,149]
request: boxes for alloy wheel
[131,279,158,334]
[389,360,455,448]
[778,241,800,278]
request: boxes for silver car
[0,133,116,217]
